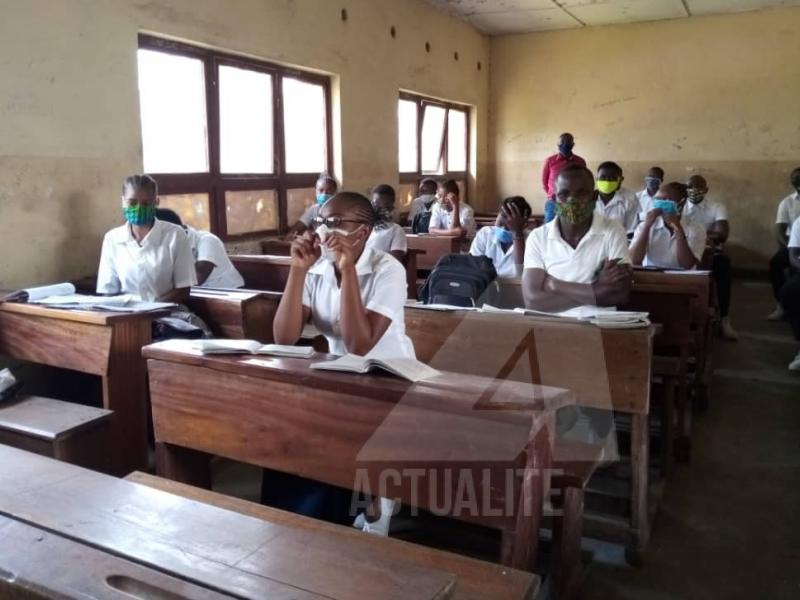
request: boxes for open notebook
[192,339,315,358]
[1,283,174,313]
[481,304,650,328]
[1,282,76,303]
[310,354,440,383]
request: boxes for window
[398,92,470,200]
[137,35,332,238]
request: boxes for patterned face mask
[687,188,707,204]
[555,197,595,225]
[123,204,156,226]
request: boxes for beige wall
[489,7,800,271]
[0,0,489,289]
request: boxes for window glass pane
[397,183,417,212]
[398,100,418,173]
[283,78,326,173]
[420,105,446,174]
[137,49,209,173]
[219,65,273,174]
[447,109,468,172]
[286,187,315,227]
[225,190,278,235]
[159,193,211,231]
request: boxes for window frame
[398,91,470,199]
[138,34,334,240]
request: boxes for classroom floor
[213,278,800,599]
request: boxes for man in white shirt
[428,179,476,239]
[365,184,407,262]
[594,161,639,234]
[768,167,800,320]
[284,174,338,238]
[780,219,800,370]
[636,166,664,222]
[470,196,530,278]
[683,175,737,340]
[406,178,439,226]
[97,175,196,303]
[630,182,706,270]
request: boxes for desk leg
[628,413,649,566]
[103,320,152,476]
[155,442,212,489]
[660,377,675,477]
[406,252,418,300]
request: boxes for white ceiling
[424,0,800,34]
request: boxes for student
[767,167,800,320]
[97,175,196,303]
[779,218,800,370]
[270,191,414,535]
[541,133,586,224]
[284,174,338,238]
[365,184,407,262]
[428,179,476,239]
[636,166,665,220]
[594,161,639,234]
[523,165,631,311]
[630,182,706,270]
[156,209,244,289]
[469,196,531,278]
[683,175,738,340]
[406,178,439,225]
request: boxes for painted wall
[489,7,800,270]
[0,0,489,289]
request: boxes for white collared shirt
[636,188,658,219]
[429,201,476,238]
[96,219,197,301]
[682,199,728,231]
[524,213,630,283]
[788,219,800,248]
[366,222,407,255]
[632,218,707,269]
[470,226,524,278]
[776,191,800,225]
[407,195,438,224]
[595,187,639,233]
[185,227,244,289]
[302,247,415,359]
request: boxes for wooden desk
[407,234,463,271]
[188,287,281,342]
[0,445,475,600]
[230,254,292,292]
[0,303,167,475]
[403,248,424,299]
[260,238,292,256]
[473,214,545,231]
[144,339,573,572]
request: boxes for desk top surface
[0,300,170,325]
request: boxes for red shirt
[541,153,586,197]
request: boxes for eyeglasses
[312,216,369,229]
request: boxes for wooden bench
[0,395,111,471]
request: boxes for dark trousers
[712,253,732,317]
[779,274,800,340]
[260,467,355,526]
[770,248,791,300]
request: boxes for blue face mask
[316,193,333,205]
[653,199,678,215]
[494,227,513,244]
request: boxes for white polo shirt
[788,218,800,248]
[302,247,415,359]
[523,213,630,284]
[365,222,408,255]
[407,195,438,224]
[185,227,244,289]
[595,187,639,233]
[470,226,524,278]
[776,192,800,225]
[682,199,728,231]
[429,202,476,238]
[299,203,322,227]
[632,218,707,269]
[96,219,197,301]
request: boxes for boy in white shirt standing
[428,179,476,240]
[780,218,800,370]
[470,196,531,278]
[594,161,639,235]
[767,167,800,320]
[365,184,407,262]
[682,175,737,340]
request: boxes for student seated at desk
[270,191,414,535]
[365,184,407,262]
[156,209,245,289]
[630,182,706,270]
[636,166,664,222]
[779,218,800,370]
[469,196,531,278]
[522,165,632,311]
[428,179,476,239]
[594,161,639,235]
[683,175,738,340]
[406,177,439,226]
[767,167,800,321]
[284,174,338,238]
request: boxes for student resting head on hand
[428,179,476,239]
[469,196,531,278]
[365,184,407,262]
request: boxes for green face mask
[596,180,620,195]
[555,197,595,225]
[123,204,156,226]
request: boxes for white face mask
[315,224,364,263]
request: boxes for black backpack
[419,254,497,307]
[411,199,437,234]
